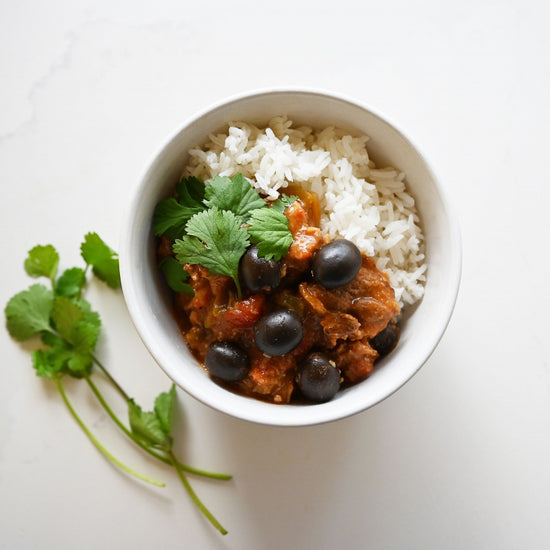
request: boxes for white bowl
[119,88,461,427]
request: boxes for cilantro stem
[168,449,228,536]
[91,354,129,400]
[54,376,165,488]
[234,277,243,301]
[85,375,231,481]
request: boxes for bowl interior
[120,90,461,427]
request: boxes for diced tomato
[219,295,266,329]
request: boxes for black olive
[369,322,400,357]
[254,309,303,356]
[296,352,341,403]
[205,341,250,382]
[240,245,281,292]
[312,239,362,289]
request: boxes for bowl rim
[119,86,462,427]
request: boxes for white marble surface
[1,1,549,548]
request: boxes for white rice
[184,116,426,308]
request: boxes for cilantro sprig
[4,235,230,535]
[174,208,250,299]
[154,173,298,298]
[81,232,121,288]
[128,386,228,534]
[158,256,193,294]
[248,207,295,261]
[203,174,266,222]
[153,176,207,240]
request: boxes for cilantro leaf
[173,208,249,298]
[175,176,206,208]
[32,349,55,378]
[24,244,59,282]
[247,207,294,261]
[32,345,68,379]
[128,385,176,449]
[34,331,94,378]
[55,267,86,297]
[128,399,169,448]
[5,284,53,341]
[91,257,121,289]
[51,296,101,364]
[153,198,205,240]
[154,177,208,240]
[51,296,84,341]
[271,194,298,214]
[159,257,193,294]
[204,174,266,223]
[80,233,121,288]
[80,232,113,265]
[71,319,101,357]
[154,384,176,436]
[50,296,100,348]
[47,296,100,377]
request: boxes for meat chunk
[320,312,361,347]
[335,339,379,383]
[299,255,400,343]
[239,351,296,404]
[349,297,397,339]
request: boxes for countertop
[1,1,549,548]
